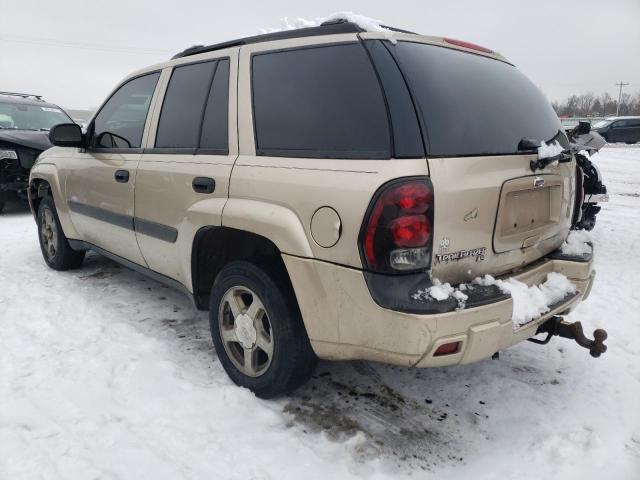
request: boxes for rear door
[133,50,237,285]
[386,40,575,283]
[65,72,160,264]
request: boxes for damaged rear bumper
[283,249,595,368]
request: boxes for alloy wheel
[40,208,58,259]
[218,286,274,378]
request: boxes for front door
[66,72,160,265]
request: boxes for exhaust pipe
[528,316,608,358]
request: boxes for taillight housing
[359,177,434,274]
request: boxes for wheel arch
[29,166,80,239]
[190,226,299,312]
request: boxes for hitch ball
[529,316,608,358]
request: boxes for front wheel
[209,261,317,398]
[37,196,85,270]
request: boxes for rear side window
[389,41,564,157]
[200,59,229,152]
[93,72,160,149]
[252,43,390,159]
[155,59,229,152]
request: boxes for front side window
[155,59,229,152]
[251,43,390,159]
[93,72,160,149]
[389,41,565,157]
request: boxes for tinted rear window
[200,59,229,152]
[156,59,229,152]
[252,43,390,159]
[390,41,564,156]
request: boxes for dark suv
[592,116,640,144]
[0,92,74,212]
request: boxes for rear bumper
[283,252,595,367]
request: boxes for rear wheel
[37,196,85,270]
[209,261,317,398]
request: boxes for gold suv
[28,20,599,398]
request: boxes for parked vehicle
[566,122,609,230]
[0,92,74,213]
[592,116,640,144]
[29,20,607,398]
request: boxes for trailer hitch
[528,316,608,358]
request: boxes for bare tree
[553,90,640,117]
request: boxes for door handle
[115,170,130,183]
[192,177,215,194]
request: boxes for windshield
[389,41,565,156]
[0,102,73,130]
[592,120,613,129]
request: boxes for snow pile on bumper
[561,230,593,256]
[474,272,577,328]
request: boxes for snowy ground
[1,147,639,479]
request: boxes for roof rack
[0,91,44,101]
[172,19,371,60]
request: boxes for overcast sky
[1,0,639,110]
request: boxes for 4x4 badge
[534,176,545,188]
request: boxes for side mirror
[49,123,84,147]
[96,131,131,149]
[576,121,591,135]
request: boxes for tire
[0,192,5,214]
[37,195,85,270]
[209,260,317,398]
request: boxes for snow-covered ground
[1,147,639,479]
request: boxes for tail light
[359,178,434,274]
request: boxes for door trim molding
[134,217,179,243]
[68,200,178,243]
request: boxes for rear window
[251,43,390,159]
[389,41,564,157]
[155,59,229,152]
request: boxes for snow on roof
[261,12,399,42]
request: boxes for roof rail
[171,19,366,59]
[0,91,44,101]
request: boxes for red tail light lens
[390,215,429,247]
[360,178,434,273]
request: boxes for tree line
[552,90,640,117]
